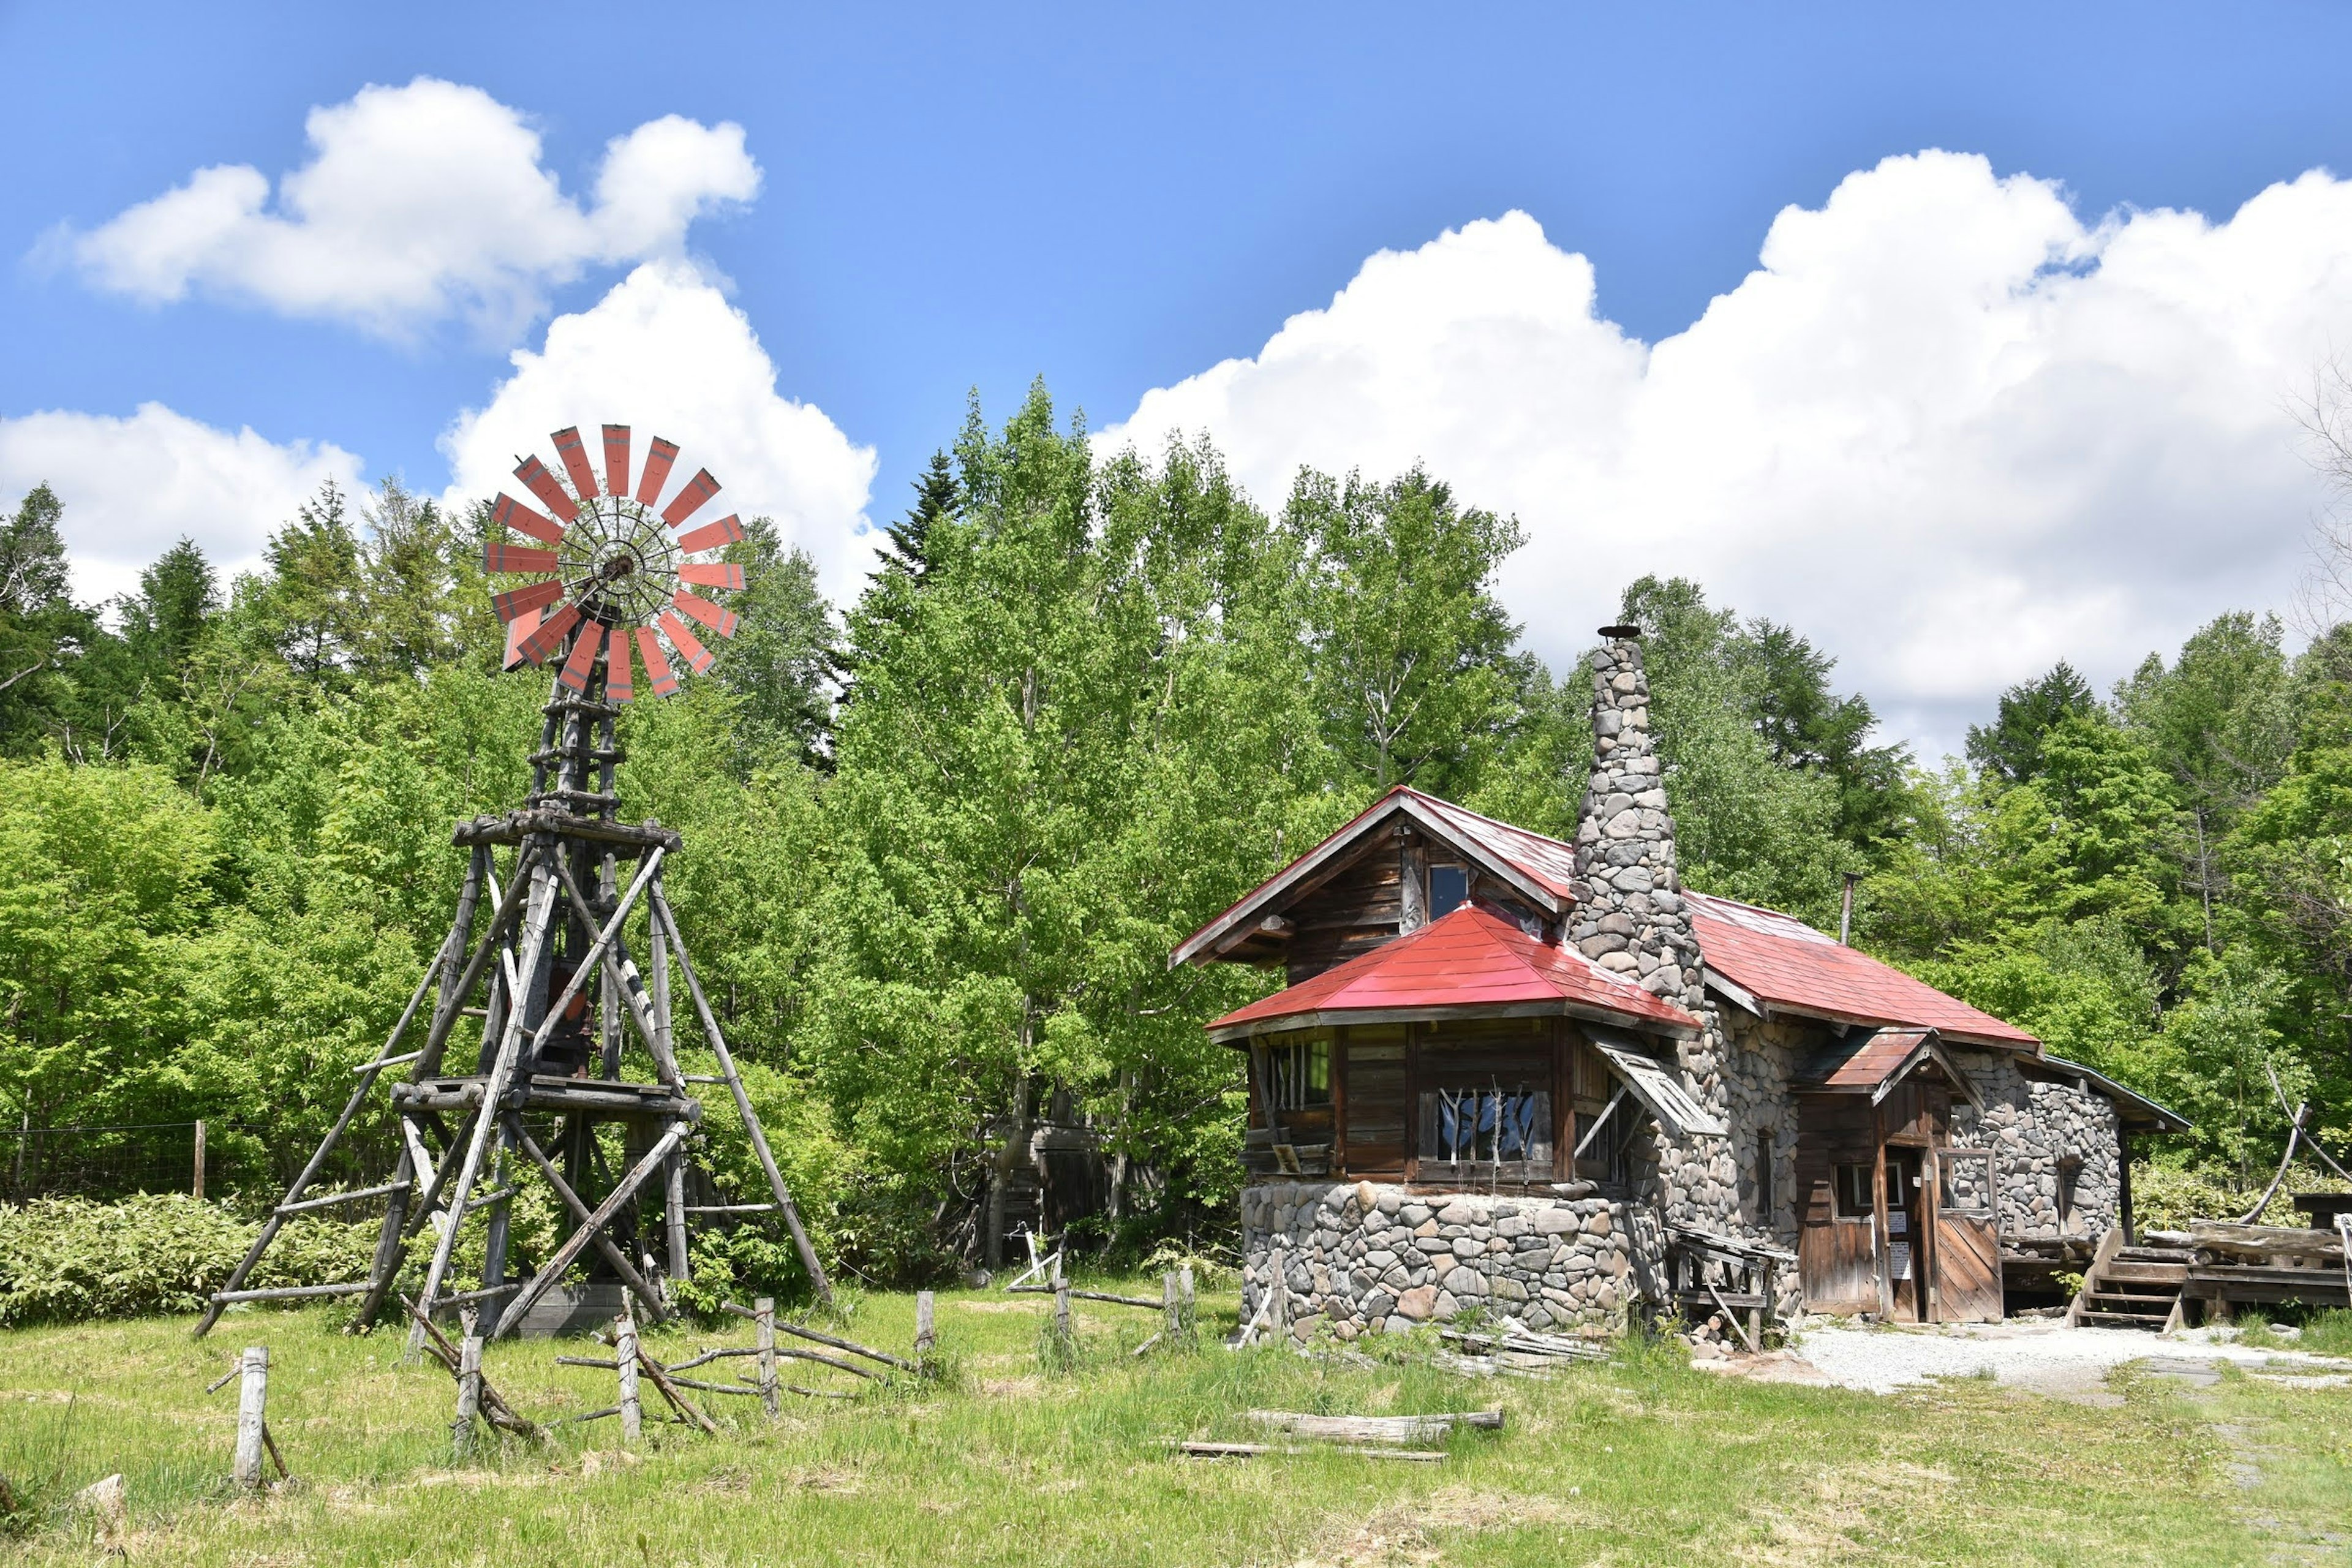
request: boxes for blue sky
[9,2,2352,751]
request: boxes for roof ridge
[1403,786,1575,850]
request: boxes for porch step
[2070,1236,2186,1331]
[2100,1262,2188,1287]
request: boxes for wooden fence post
[232,1346,268,1489]
[192,1120,206,1201]
[1180,1265,1196,1343]
[615,1302,644,1443]
[452,1311,483,1461]
[1269,1247,1291,1340]
[1053,1283,1072,1359]
[914,1290,936,1360]
[755,1297,780,1420]
[1163,1272,1180,1342]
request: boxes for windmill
[196,424,832,1346]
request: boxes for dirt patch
[791,1463,865,1495]
[979,1376,1043,1397]
[1732,1461,1954,1566]
[1294,1487,1587,1567]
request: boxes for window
[1429,865,1469,919]
[1424,1085,1550,1164]
[1833,1162,1875,1219]
[1261,1036,1330,1110]
[1755,1130,1776,1216]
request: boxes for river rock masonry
[1240,1179,1637,1341]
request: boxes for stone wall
[1238,1180,1639,1340]
[1719,1012,1814,1245]
[1950,1050,2122,1241]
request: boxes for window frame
[1831,1161,1876,1220]
[1260,1035,1332,1113]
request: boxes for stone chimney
[1571,625,1705,1014]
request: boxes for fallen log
[1170,1440,1446,1463]
[1246,1409,1502,1444]
[2189,1221,2346,1264]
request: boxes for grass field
[2,1281,2346,1566]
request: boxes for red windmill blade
[482,423,748,699]
[552,427,601,502]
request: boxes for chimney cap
[1598,623,1643,640]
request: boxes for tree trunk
[983,1072,1033,1270]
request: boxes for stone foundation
[1240,1180,1642,1341]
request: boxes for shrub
[2128,1161,2346,1231]
[0,1194,377,1326]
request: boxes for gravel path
[1785,1320,2348,1398]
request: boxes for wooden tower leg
[664,1149,691,1287]
[350,850,491,1333]
[410,859,561,1354]
[475,1140,515,1338]
[196,950,448,1339]
[651,884,834,1308]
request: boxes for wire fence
[4,1120,407,1207]
[2,1120,230,1205]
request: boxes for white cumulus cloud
[0,405,363,606]
[1100,152,2352,755]
[58,78,760,341]
[440,261,877,602]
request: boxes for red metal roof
[1687,892,2038,1050]
[1400,791,1583,903]
[1172,783,2038,1053]
[1207,902,1700,1040]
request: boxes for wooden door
[1931,1147,2002,1322]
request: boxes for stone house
[1172,626,2187,1341]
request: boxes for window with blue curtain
[1429,865,1469,918]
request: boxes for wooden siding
[1338,1025,1408,1174]
[1796,1093,1880,1314]
[1284,842,1406,984]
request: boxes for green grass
[2230,1307,2352,1358]
[0,1282,2340,1566]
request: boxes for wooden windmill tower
[195,424,832,1345]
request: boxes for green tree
[0,758,220,1136]
[354,478,468,680]
[118,538,219,696]
[2115,612,2296,953]
[1965,662,2099,784]
[877,450,957,581]
[0,485,104,756]
[812,391,1331,1270]
[1288,466,1528,796]
[261,481,362,687]
[710,520,838,770]
[1615,576,1847,925]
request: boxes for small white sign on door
[1888,1242,1913,1280]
